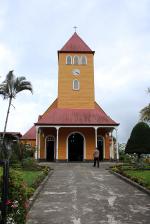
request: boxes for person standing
[93,147,100,168]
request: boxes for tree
[0,71,32,223]
[125,122,150,159]
[140,88,150,122]
[0,70,33,157]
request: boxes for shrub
[22,158,40,171]
[10,143,35,165]
[0,169,29,224]
[125,122,150,158]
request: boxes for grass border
[27,170,53,211]
[109,170,150,196]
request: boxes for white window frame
[66,55,72,65]
[81,55,87,65]
[73,55,79,65]
[73,79,80,91]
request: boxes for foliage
[111,164,150,190]
[0,71,33,100]
[10,143,35,166]
[125,122,150,156]
[126,170,150,189]
[140,104,150,122]
[140,88,150,122]
[0,166,50,223]
[22,158,41,171]
[0,70,32,158]
[0,170,28,224]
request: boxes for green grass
[0,167,44,188]
[124,170,150,188]
[112,164,150,190]
[18,170,44,187]
[0,168,2,176]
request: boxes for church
[21,32,119,162]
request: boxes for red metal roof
[22,100,119,140]
[59,32,94,53]
[21,126,36,140]
[35,102,118,126]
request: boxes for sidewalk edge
[28,170,54,211]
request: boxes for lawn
[0,167,47,188]
[18,170,44,187]
[123,170,150,189]
[111,164,150,190]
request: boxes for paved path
[27,163,150,224]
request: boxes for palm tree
[0,70,33,143]
[0,71,32,222]
[140,88,150,122]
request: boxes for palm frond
[15,79,33,94]
[0,83,9,99]
[0,71,33,99]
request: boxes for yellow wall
[22,128,110,160]
[39,127,110,160]
[39,128,56,159]
[21,139,36,148]
[58,127,95,160]
[58,53,95,109]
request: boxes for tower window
[66,55,72,65]
[73,56,79,65]
[81,56,87,65]
[73,79,80,90]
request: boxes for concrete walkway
[27,163,150,224]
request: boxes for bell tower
[57,32,95,109]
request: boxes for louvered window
[66,55,72,64]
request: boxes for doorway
[46,136,55,161]
[68,133,84,161]
[97,136,104,161]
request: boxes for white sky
[0,0,150,143]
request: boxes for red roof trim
[34,101,119,126]
[35,123,119,126]
[58,50,95,54]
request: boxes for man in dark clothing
[93,147,100,168]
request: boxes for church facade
[21,32,119,162]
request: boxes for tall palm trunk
[1,97,12,224]
[2,97,12,141]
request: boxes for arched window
[66,55,72,65]
[81,56,87,65]
[73,56,79,65]
[73,79,80,90]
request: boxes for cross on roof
[73,26,78,32]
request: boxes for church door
[46,136,55,161]
[97,136,104,161]
[68,133,84,161]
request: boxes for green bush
[10,143,35,165]
[22,158,40,171]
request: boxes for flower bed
[0,166,49,223]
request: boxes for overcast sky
[0,0,150,143]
